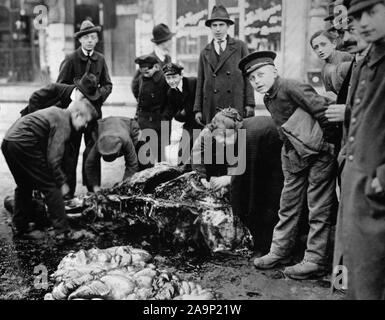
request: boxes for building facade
[0,0,333,85]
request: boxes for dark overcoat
[231,116,283,252]
[334,41,385,299]
[57,47,113,103]
[193,36,255,124]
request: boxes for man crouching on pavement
[85,116,154,194]
[1,101,98,240]
[239,51,339,280]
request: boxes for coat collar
[204,36,237,72]
[265,76,281,100]
[77,47,98,62]
[368,39,385,68]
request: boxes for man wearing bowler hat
[240,51,339,280]
[194,5,255,126]
[332,0,385,299]
[56,20,113,198]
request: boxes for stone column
[46,0,75,82]
[281,0,309,81]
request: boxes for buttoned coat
[194,36,255,124]
[334,41,385,299]
[57,47,113,103]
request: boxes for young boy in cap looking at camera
[85,117,151,194]
[1,101,98,240]
[57,20,113,198]
[132,55,169,163]
[194,5,255,126]
[333,0,385,300]
[162,63,202,165]
[240,51,339,280]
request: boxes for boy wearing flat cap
[241,51,339,280]
[132,55,170,163]
[162,63,202,165]
[194,5,255,126]
[57,20,113,198]
[332,0,385,300]
[85,117,150,194]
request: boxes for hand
[195,112,204,127]
[200,178,211,189]
[244,106,255,118]
[93,186,102,194]
[61,183,70,197]
[180,109,186,117]
[325,104,346,123]
[371,177,384,194]
[210,176,231,191]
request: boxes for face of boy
[165,74,182,89]
[79,32,99,52]
[353,3,385,43]
[311,35,336,60]
[210,21,229,41]
[214,126,237,146]
[140,64,158,78]
[158,39,172,53]
[248,65,277,94]
[71,104,93,131]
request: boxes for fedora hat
[348,0,384,15]
[151,23,175,44]
[75,20,102,40]
[205,5,235,27]
[74,73,101,102]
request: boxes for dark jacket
[322,50,353,94]
[194,36,255,124]
[131,70,169,119]
[20,83,76,116]
[57,47,113,103]
[164,77,201,130]
[231,116,283,251]
[334,40,385,300]
[4,107,72,188]
[85,117,141,187]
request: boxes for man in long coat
[334,0,385,299]
[194,5,255,126]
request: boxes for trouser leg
[304,152,337,265]
[2,140,69,232]
[82,123,99,190]
[270,154,308,257]
[63,132,82,197]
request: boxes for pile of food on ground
[45,246,214,300]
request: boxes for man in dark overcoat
[194,5,255,126]
[333,0,385,299]
[57,20,113,197]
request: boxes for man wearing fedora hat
[57,19,113,198]
[194,5,255,127]
[331,0,385,299]
[151,23,175,67]
[19,72,102,199]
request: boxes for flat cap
[162,63,184,75]
[98,135,122,161]
[238,51,277,76]
[134,55,158,68]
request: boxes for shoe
[253,252,292,270]
[283,260,327,280]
